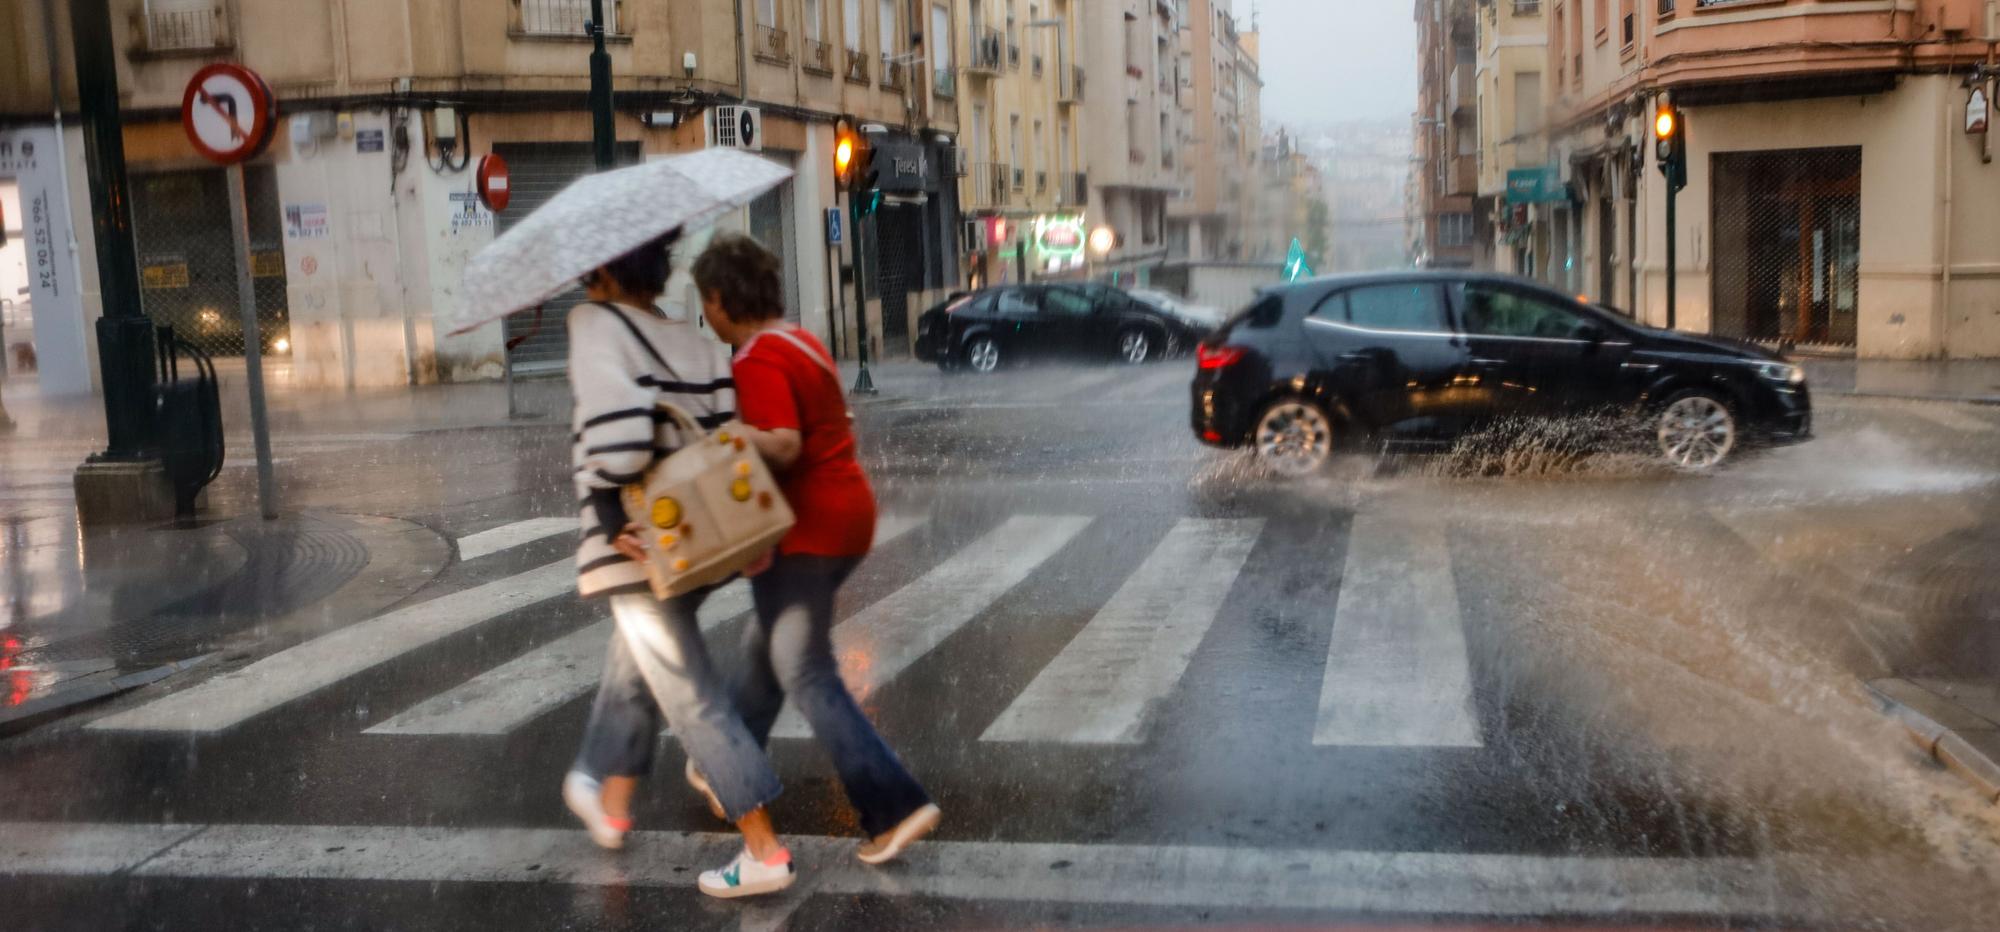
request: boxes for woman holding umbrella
[450,151,807,899]
[690,233,942,865]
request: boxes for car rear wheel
[1655,389,1739,469]
[964,336,1002,374]
[1118,328,1154,365]
[1254,398,1334,477]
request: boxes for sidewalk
[1800,358,2000,405]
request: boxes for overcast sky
[1235,0,1416,127]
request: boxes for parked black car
[916,284,1212,373]
[1191,271,1812,473]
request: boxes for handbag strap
[594,302,719,420]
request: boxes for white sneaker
[856,803,941,865]
[562,771,629,850]
[684,760,727,822]
[697,847,797,899]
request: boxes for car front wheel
[964,336,1002,374]
[1655,389,1739,469]
[1254,398,1334,477]
[1119,328,1155,365]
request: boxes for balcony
[141,1,229,53]
[514,0,617,38]
[1058,65,1084,105]
[1056,172,1087,206]
[1448,63,1474,118]
[969,26,1003,74]
[754,25,790,65]
[802,38,834,75]
[968,163,1012,210]
[845,49,871,84]
[881,56,906,91]
[934,68,956,99]
[1450,154,1478,196]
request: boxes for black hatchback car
[1192,271,1811,474]
[916,283,1211,373]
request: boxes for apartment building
[1167,0,1256,261]
[1077,0,1186,277]
[0,0,964,392]
[1544,0,2000,358]
[1473,0,1547,276]
[951,0,1084,286]
[1413,0,1477,268]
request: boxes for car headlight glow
[1753,361,1805,385]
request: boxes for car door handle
[1337,352,1376,361]
[1469,357,1506,367]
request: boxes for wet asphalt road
[5,360,2000,930]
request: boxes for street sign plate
[181,63,276,165]
[826,207,843,245]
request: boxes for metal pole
[588,0,615,171]
[226,164,277,519]
[70,0,156,459]
[850,191,877,395]
[1664,181,1677,331]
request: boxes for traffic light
[1654,100,1687,193]
[832,117,878,194]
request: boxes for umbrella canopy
[446,148,793,335]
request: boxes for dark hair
[593,228,681,299]
[691,233,785,324]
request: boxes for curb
[1866,678,2000,803]
[1824,388,2000,407]
[0,654,215,736]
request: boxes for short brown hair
[692,233,785,324]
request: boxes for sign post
[183,62,279,519]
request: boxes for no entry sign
[476,154,511,212]
[181,63,276,165]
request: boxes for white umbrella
[446,148,793,335]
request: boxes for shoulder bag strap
[765,329,843,387]
[595,302,719,419]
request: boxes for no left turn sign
[181,63,277,165]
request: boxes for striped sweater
[569,302,737,598]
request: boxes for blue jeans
[736,554,932,837]
[573,590,782,822]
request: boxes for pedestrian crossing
[88,508,1489,752]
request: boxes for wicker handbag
[621,404,796,599]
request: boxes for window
[1010,115,1021,170]
[804,0,822,41]
[1439,213,1474,246]
[1044,288,1094,317]
[846,0,863,49]
[1033,120,1045,176]
[1553,7,1565,85]
[972,103,989,160]
[932,4,952,69]
[1514,71,1543,136]
[1594,0,1607,44]
[1460,286,1596,339]
[997,288,1038,316]
[1620,0,1635,47]
[1318,284,1450,333]
[879,0,897,54]
[756,0,777,27]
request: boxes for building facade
[1473,0,1547,276]
[0,0,967,392]
[1413,0,1478,268]
[1538,0,2000,358]
[1167,0,1256,261]
[951,0,1085,287]
[1077,0,1185,278]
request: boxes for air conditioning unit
[709,105,763,151]
[961,218,987,253]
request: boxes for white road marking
[982,518,1261,744]
[770,515,1092,738]
[455,517,577,561]
[1314,514,1483,748]
[0,821,1796,919]
[89,561,577,733]
[367,515,925,737]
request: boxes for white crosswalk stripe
[368,515,927,736]
[982,518,1261,744]
[454,517,577,561]
[1314,514,1483,748]
[90,561,577,733]
[769,514,1094,738]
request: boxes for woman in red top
[692,234,940,865]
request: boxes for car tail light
[1197,345,1245,370]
